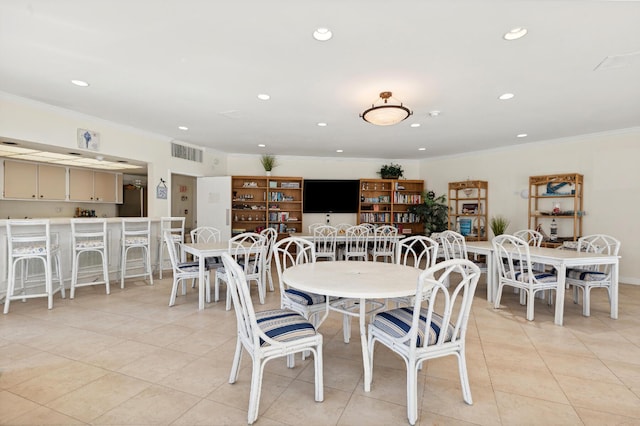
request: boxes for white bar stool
[158,217,185,279]
[70,218,110,298]
[120,218,153,288]
[4,219,65,314]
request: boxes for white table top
[181,241,229,255]
[282,261,422,299]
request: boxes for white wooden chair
[4,220,65,313]
[308,223,323,234]
[566,234,621,317]
[120,218,153,288]
[260,227,278,292]
[367,259,481,425]
[313,225,337,262]
[513,229,543,247]
[273,237,327,326]
[492,234,559,321]
[344,224,370,261]
[369,224,397,262]
[165,232,210,306]
[222,252,323,425]
[215,232,265,309]
[190,226,223,270]
[70,218,110,298]
[158,217,185,279]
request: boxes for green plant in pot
[407,191,448,235]
[490,215,510,236]
[260,154,277,175]
[378,163,404,179]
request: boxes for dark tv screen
[303,179,360,213]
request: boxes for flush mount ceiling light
[178,126,188,131]
[361,91,412,126]
[503,27,528,41]
[499,93,515,100]
[71,79,89,87]
[257,93,270,101]
[313,28,332,41]
[411,123,421,128]
[517,133,528,138]
[317,122,327,127]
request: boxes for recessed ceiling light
[258,144,266,148]
[257,94,270,101]
[313,28,332,41]
[317,122,327,127]
[499,93,515,100]
[428,110,441,117]
[71,79,89,87]
[411,123,421,128]
[517,133,528,138]
[418,147,426,151]
[504,27,528,41]
[178,126,188,131]
[336,149,343,153]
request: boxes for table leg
[554,264,566,326]
[611,260,619,319]
[198,254,205,310]
[486,250,494,303]
[358,298,372,392]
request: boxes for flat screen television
[303,179,360,213]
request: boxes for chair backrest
[396,235,439,269]
[190,226,221,243]
[122,218,151,238]
[6,219,53,257]
[406,259,480,349]
[492,234,541,284]
[71,218,107,249]
[576,234,621,273]
[335,223,351,234]
[313,225,337,257]
[273,237,316,293]
[164,231,181,273]
[372,225,397,255]
[362,223,376,232]
[345,225,370,260]
[308,223,323,234]
[439,230,468,261]
[260,227,278,266]
[513,229,543,247]
[220,252,263,349]
[229,232,265,278]
[161,217,185,242]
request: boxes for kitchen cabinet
[69,168,119,202]
[3,160,66,200]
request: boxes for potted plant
[260,154,277,176]
[378,163,404,179]
[407,191,448,235]
[490,215,510,236]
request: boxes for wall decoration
[77,128,100,151]
[156,178,168,199]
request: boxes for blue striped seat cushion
[255,309,317,346]
[566,268,607,282]
[284,289,326,306]
[514,271,557,283]
[177,261,200,272]
[371,307,454,347]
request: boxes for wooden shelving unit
[358,178,424,235]
[528,173,583,247]
[448,180,488,241]
[231,175,303,236]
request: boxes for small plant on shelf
[378,163,404,179]
[408,191,448,235]
[260,154,277,174]
[490,215,510,236]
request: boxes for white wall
[419,129,640,284]
[0,93,228,217]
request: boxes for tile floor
[1,273,640,425]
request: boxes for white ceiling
[1,1,639,160]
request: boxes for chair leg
[55,253,64,299]
[121,246,127,289]
[247,358,265,424]
[493,283,505,309]
[407,360,419,426]
[526,289,535,321]
[71,251,78,299]
[456,351,473,405]
[146,245,154,285]
[343,314,351,343]
[102,250,110,295]
[169,277,179,306]
[4,259,15,314]
[229,339,243,384]
[583,286,591,317]
[313,346,324,402]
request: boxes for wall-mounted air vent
[171,142,203,163]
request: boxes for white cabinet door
[197,176,231,240]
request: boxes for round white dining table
[282,261,422,392]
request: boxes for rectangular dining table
[281,260,423,392]
[181,241,230,310]
[466,240,620,325]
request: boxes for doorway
[171,173,196,239]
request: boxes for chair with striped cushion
[273,237,327,326]
[221,252,323,425]
[165,232,210,306]
[492,234,559,321]
[390,235,439,307]
[367,259,481,425]
[259,227,278,292]
[369,224,398,263]
[344,224,370,261]
[313,225,338,262]
[190,226,223,270]
[566,234,620,317]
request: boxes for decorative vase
[265,171,271,176]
